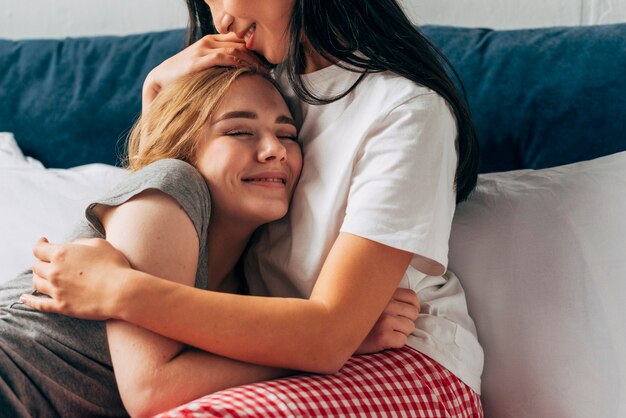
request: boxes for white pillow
[449,151,626,418]
[0,133,126,280]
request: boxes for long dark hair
[185,0,478,202]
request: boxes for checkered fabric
[155,347,482,417]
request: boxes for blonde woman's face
[194,75,302,227]
[205,0,294,64]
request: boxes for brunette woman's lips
[244,24,256,50]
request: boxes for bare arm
[96,190,289,417]
[27,232,414,374]
[89,232,413,374]
[142,33,264,113]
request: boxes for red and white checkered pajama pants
[156,346,482,417]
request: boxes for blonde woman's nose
[258,134,287,162]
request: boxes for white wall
[402,0,626,29]
[1,0,625,40]
[0,0,188,40]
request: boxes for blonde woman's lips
[243,171,288,188]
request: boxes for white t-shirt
[245,64,484,394]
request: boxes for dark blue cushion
[421,23,626,172]
[1,25,625,172]
[0,30,186,168]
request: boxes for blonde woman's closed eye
[223,130,253,137]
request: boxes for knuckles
[50,246,67,263]
[223,47,237,55]
[393,334,408,348]
[47,268,62,285]
[55,298,69,313]
[198,36,216,47]
[379,314,395,329]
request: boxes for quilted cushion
[422,23,626,172]
[1,24,625,171]
[0,30,185,168]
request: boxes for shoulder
[124,159,211,212]
[354,72,456,139]
[131,159,208,194]
[90,159,211,241]
[355,71,455,128]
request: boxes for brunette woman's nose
[258,135,287,162]
[214,11,234,34]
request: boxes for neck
[302,38,334,73]
[204,215,256,291]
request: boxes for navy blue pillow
[421,23,626,172]
[1,24,625,172]
[0,30,186,168]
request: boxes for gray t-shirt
[0,159,211,417]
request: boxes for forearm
[117,269,355,373]
[113,235,413,373]
[134,347,292,417]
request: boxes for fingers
[31,270,55,296]
[393,315,417,336]
[392,288,420,308]
[195,34,265,66]
[227,48,266,68]
[383,299,420,322]
[196,48,266,71]
[199,32,245,44]
[385,331,410,349]
[194,52,241,70]
[33,237,77,263]
[380,313,416,335]
[366,316,414,352]
[377,315,415,349]
[32,236,52,262]
[19,292,57,313]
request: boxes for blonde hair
[125,66,275,171]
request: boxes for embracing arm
[89,191,289,417]
[26,233,416,374]
[78,233,414,374]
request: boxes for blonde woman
[2,67,415,417]
[0,66,300,416]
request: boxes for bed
[1,22,625,417]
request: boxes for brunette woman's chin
[251,50,276,70]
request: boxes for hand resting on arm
[26,232,418,374]
[64,189,290,417]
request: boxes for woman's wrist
[109,266,143,321]
[113,266,175,323]
[141,73,159,114]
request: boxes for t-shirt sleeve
[340,92,458,271]
[82,159,211,244]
